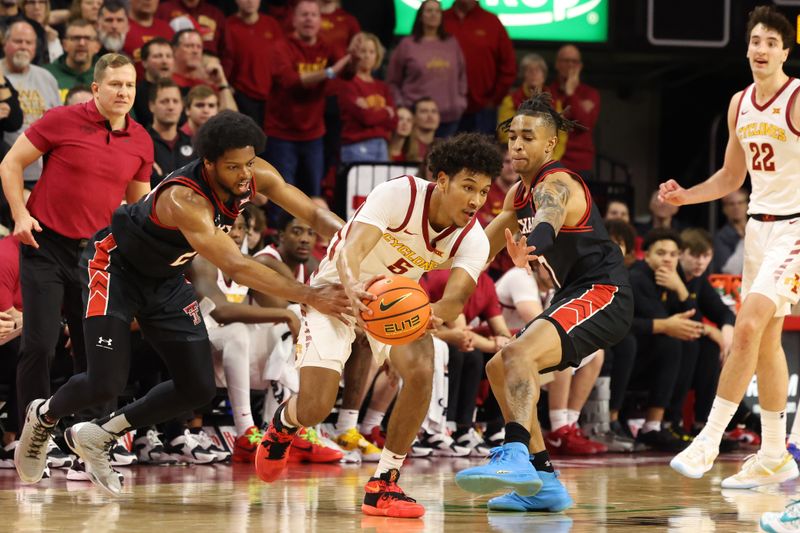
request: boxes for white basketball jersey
[311,176,489,287]
[253,245,306,283]
[216,269,250,304]
[736,78,800,215]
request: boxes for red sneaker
[232,426,263,463]
[367,426,386,449]
[362,469,425,518]
[727,426,761,446]
[546,424,607,455]
[288,427,344,463]
[254,422,296,482]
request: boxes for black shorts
[79,229,208,343]
[517,284,633,374]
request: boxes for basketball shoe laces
[26,416,54,460]
[246,428,264,446]
[262,425,295,458]
[486,446,508,464]
[298,427,322,446]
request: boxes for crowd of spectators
[0,0,767,474]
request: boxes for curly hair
[747,5,794,52]
[427,133,503,180]
[195,111,266,162]
[498,90,586,134]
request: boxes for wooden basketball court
[1,451,790,532]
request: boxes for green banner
[393,0,608,42]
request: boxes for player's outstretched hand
[658,179,688,206]
[505,228,537,274]
[13,211,42,248]
[310,283,353,323]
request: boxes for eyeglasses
[65,35,97,42]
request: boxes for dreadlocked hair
[497,90,587,134]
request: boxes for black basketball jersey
[514,160,630,294]
[110,159,254,278]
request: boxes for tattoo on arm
[532,179,570,233]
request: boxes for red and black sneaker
[362,468,425,518]
[255,422,296,482]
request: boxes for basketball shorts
[80,229,208,343]
[296,306,391,374]
[742,217,800,316]
[518,284,633,374]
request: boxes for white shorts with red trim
[742,217,800,316]
[295,306,391,374]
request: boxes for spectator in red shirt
[498,53,548,144]
[179,83,217,139]
[337,32,395,164]
[156,0,225,55]
[549,44,600,178]
[221,0,283,127]
[96,0,128,55]
[387,106,412,162]
[443,0,516,136]
[0,53,152,438]
[387,0,466,139]
[403,97,439,163]
[0,234,22,455]
[264,0,350,203]
[123,0,174,63]
[318,0,360,58]
[170,28,237,112]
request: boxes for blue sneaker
[487,471,573,512]
[455,443,542,496]
[788,443,800,463]
[761,500,800,533]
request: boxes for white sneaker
[133,430,176,465]
[417,431,470,457]
[195,429,230,463]
[722,452,800,489]
[166,430,216,464]
[0,441,17,468]
[109,438,138,467]
[455,428,491,457]
[670,435,719,479]
[15,399,56,483]
[68,458,125,484]
[46,439,73,469]
[65,422,122,496]
[409,437,433,458]
[312,428,359,464]
[761,500,800,532]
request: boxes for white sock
[642,421,661,433]
[336,409,360,432]
[374,447,406,477]
[279,406,297,429]
[760,409,787,461]
[697,396,738,446]
[360,408,385,434]
[99,412,131,436]
[221,343,255,435]
[549,409,568,431]
[566,409,580,427]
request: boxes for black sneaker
[636,428,689,453]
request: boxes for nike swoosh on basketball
[379,293,411,312]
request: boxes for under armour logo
[96,337,113,350]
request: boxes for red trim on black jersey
[786,84,800,137]
[387,175,417,232]
[200,166,243,219]
[549,284,618,333]
[735,86,749,129]
[86,233,117,318]
[535,166,593,230]
[449,215,478,258]
[421,182,457,252]
[512,180,529,210]
[751,77,794,112]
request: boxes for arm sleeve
[452,227,490,283]
[698,276,736,326]
[353,177,413,232]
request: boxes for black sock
[272,402,297,434]
[504,422,531,447]
[531,450,555,473]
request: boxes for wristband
[526,222,556,254]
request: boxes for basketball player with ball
[256,133,503,518]
[454,92,633,513]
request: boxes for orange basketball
[360,275,431,345]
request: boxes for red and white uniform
[254,245,306,283]
[735,78,800,315]
[300,175,490,373]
